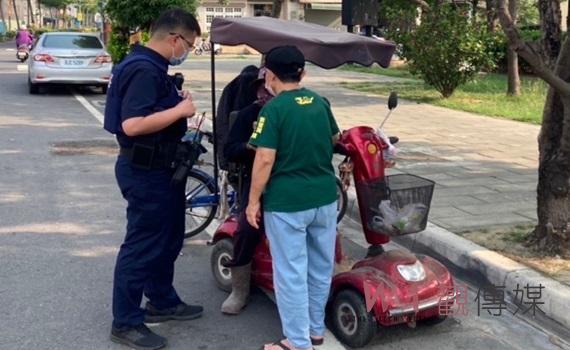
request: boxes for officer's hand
[246,201,261,229]
[176,98,196,119]
[179,90,193,100]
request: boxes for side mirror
[388,92,398,110]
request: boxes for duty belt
[120,143,177,170]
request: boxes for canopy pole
[211,41,219,194]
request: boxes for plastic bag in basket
[371,200,428,235]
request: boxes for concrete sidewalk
[303,68,539,233]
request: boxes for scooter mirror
[388,92,398,110]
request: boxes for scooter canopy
[210,16,396,69]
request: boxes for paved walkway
[185,58,539,233]
[310,69,539,232]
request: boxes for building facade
[195,0,343,34]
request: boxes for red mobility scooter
[207,17,456,348]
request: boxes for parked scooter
[210,92,457,348]
[194,39,222,56]
[16,44,31,63]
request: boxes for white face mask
[170,41,190,66]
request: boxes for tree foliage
[517,0,540,26]
[39,0,70,8]
[105,0,198,31]
[105,0,198,63]
[399,5,497,97]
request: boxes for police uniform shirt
[115,44,186,149]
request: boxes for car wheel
[28,79,39,94]
[330,289,377,348]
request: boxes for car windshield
[43,35,103,49]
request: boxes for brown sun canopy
[210,16,396,69]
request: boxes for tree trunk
[566,1,570,31]
[507,0,520,96]
[471,0,479,20]
[0,0,6,30]
[538,0,562,68]
[27,0,34,25]
[37,0,41,27]
[534,41,570,254]
[12,0,19,28]
[271,0,282,18]
[50,7,56,28]
[497,0,570,255]
[485,0,498,31]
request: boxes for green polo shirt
[249,87,340,212]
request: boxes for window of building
[253,4,273,17]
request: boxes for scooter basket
[356,174,435,236]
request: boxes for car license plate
[63,59,84,66]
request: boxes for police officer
[104,9,202,350]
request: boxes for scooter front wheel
[211,238,234,292]
[330,289,377,348]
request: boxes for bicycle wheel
[185,170,218,239]
[336,177,347,223]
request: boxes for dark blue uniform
[110,45,187,328]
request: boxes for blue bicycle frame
[186,169,238,209]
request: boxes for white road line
[73,92,104,125]
[6,48,15,52]
[16,64,27,71]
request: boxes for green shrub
[401,6,497,98]
[107,27,130,63]
[489,29,545,74]
[32,28,54,36]
[5,30,16,40]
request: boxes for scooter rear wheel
[330,289,377,348]
[211,238,234,292]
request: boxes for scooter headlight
[397,261,426,282]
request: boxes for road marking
[6,48,15,52]
[73,92,104,125]
[16,64,27,71]
[92,100,106,109]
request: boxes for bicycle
[184,128,348,239]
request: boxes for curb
[343,191,570,330]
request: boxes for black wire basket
[356,174,435,236]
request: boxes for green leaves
[104,0,198,63]
[401,5,498,98]
[105,0,198,31]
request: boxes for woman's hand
[246,201,261,229]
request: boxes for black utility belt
[120,143,176,170]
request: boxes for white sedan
[28,32,112,94]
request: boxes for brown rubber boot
[221,263,251,315]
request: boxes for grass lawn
[340,65,548,124]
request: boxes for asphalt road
[0,42,568,350]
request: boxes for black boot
[110,324,166,350]
[144,302,203,323]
